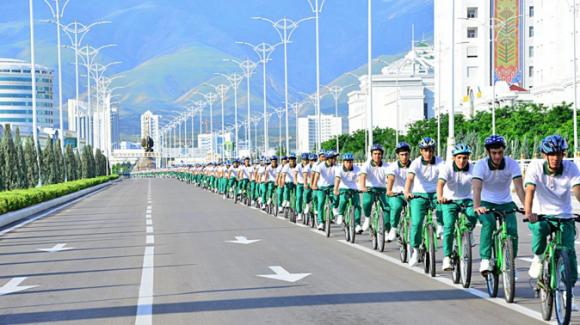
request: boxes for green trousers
[239,179,249,195]
[339,189,362,225]
[296,184,305,213]
[410,192,443,249]
[478,201,519,260]
[304,187,313,204]
[284,183,295,203]
[388,196,407,231]
[529,218,578,285]
[316,186,339,224]
[277,186,285,206]
[441,199,477,257]
[362,188,389,218]
[228,178,237,193]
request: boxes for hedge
[0,174,119,215]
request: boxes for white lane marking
[146,220,153,225]
[135,247,154,325]
[37,243,74,253]
[147,201,152,204]
[519,257,580,270]
[146,236,154,244]
[0,277,38,296]
[146,227,153,233]
[339,241,548,323]
[147,206,152,209]
[310,229,334,237]
[257,266,311,283]
[146,214,152,219]
[527,234,580,245]
[0,186,111,237]
[226,236,261,244]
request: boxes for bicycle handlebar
[523,214,580,223]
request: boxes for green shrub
[0,174,119,215]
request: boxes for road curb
[0,179,121,229]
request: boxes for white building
[297,114,342,153]
[348,42,435,134]
[0,58,54,136]
[141,110,160,150]
[111,103,120,150]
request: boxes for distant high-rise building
[0,58,54,136]
[298,114,342,153]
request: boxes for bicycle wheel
[486,239,499,298]
[349,205,356,244]
[344,209,350,242]
[234,189,238,204]
[451,233,461,284]
[325,200,332,238]
[371,207,378,250]
[399,218,408,263]
[502,238,516,303]
[554,250,573,325]
[540,256,553,321]
[422,224,431,274]
[284,207,289,219]
[406,218,413,263]
[460,229,473,288]
[378,210,385,252]
[428,224,436,277]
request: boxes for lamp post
[253,16,314,153]
[367,0,374,152]
[215,73,243,157]
[202,92,218,157]
[251,116,262,157]
[28,0,41,186]
[237,41,281,155]
[306,0,327,151]
[192,100,207,147]
[272,107,286,154]
[374,59,402,144]
[323,84,355,152]
[204,83,230,161]
[299,91,328,149]
[289,101,306,152]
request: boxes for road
[0,178,575,324]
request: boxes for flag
[477,87,482,98]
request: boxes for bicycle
[284,185,297,223]
[392,193,412,263]
[524,215,580,325]
[367,189,387,252]
[444,201,474,288]
[314,188,334,237]
[483,208,521,303]
[409,196,438,277]
[341,190,362,244]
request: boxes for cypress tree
[74,150,82,180]
[37,140,43,185]
[81,146,89,179]
[94,149,103,176]
[24,137,38,187]
[42,139,56,185]
[14,127,28,189]
[54,139,65,183]
[0,128,4,192]
[88,145,96,178]
[65,143,76,181]
[2,124,18,190]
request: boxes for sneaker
[362,217,370,232]
[409,248,419,267]
[442,256,453,271]
[336,215,343,225]
[278,206,284,213]
[355,224,363,234]
[387,228,398,242]
[470,232,476,247]
[305,205,310,214]
[333,207,340,216]
[528,255,543,279]
[283,200,290,207]
[297,213,303,221]
[479,259,494,274]
[437,225,444,239]
[317,223,325,231]
[267,199,272,205]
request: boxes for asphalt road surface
[0,178,575,324]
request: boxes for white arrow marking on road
[226,236,261,245]
[257,266,311,283]
[38,243,74,253]
[0,278,38,296]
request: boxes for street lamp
[236,41,281,155]
[289,101,306,152]
[272,107,286,154]
[366,0,374,153]
[202,92,218,157]
[300,91,329,150]
[215,73,243,157]
[253,16,314,153]
[323,84,355,152]
[204,83,230,161]
[28,0,41,186]
[191,99,207,146]
[251,115,263,157]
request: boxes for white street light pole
[203,92,218,158]
[192,100,207,147]
[204,83,230,162]
[367,0,374,152]
[323,84,355,152]
[289,101,306,152]
[272,107,285,154]
[236,42,281,156]
[29,0,41,187]
[572,0,578,162]
[251,116,263,157]
[215,73,243,157]
[374,59,401,144]
[253,16,314,153]
[306,0,326,151]
[299,91,328,150]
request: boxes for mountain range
[0,0,434,141]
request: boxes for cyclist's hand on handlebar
[387,190,395,197]
[360,187,369,193]
[304,184,310,190]
[404,192,414,201]
[475,206,488,215]
[311,185,318,191]
[437,197,448,204]
[526,213,539,224]
[333,190,339,197]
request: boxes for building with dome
[347,41,435,135]
[0,58,54,137]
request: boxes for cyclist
[303,154,318,217]
[525,135,580,310]
[265,156,279,209]
[294,153,310,221]
[310,150,327,218]
[256,158,269,209]
[275,156,288,214]
[237,157,252,199]
[473,135,525,278]
[404,137,444,267]
[312,150,339,230]
[227,159,240,198]
[250,159,260,205]
[334,153,363,233]
[386,142,411,242]
[281,153,298,212]
[436,143,478,271]
[360,144,390,233]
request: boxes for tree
[95,149,104,176]
[74,150,82,180]
[81,146,89,179]
[42,139,57,185]
[23,136,38,187]
[87,145,96,178]
[0,128,4,192]
[37,140,43,185]
[2,124,19,190]
[13,127,28,189]
[54,139,65,183]
[65,143,76,181]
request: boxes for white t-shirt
[303,164,313,184]
[281,164,296,183]
[408,156,444,193]
[359,160,389,188]
[525,159,580,218]
[295,163,308,184]
[265,165,278,182]
[239,165,252,179]
[257,166,266,181]
[439,161,474,200]
[472,157,522,204]
[336,165,360,190]
[228,166,239,178]
[387,161,411,193]
[314,162,336,187]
